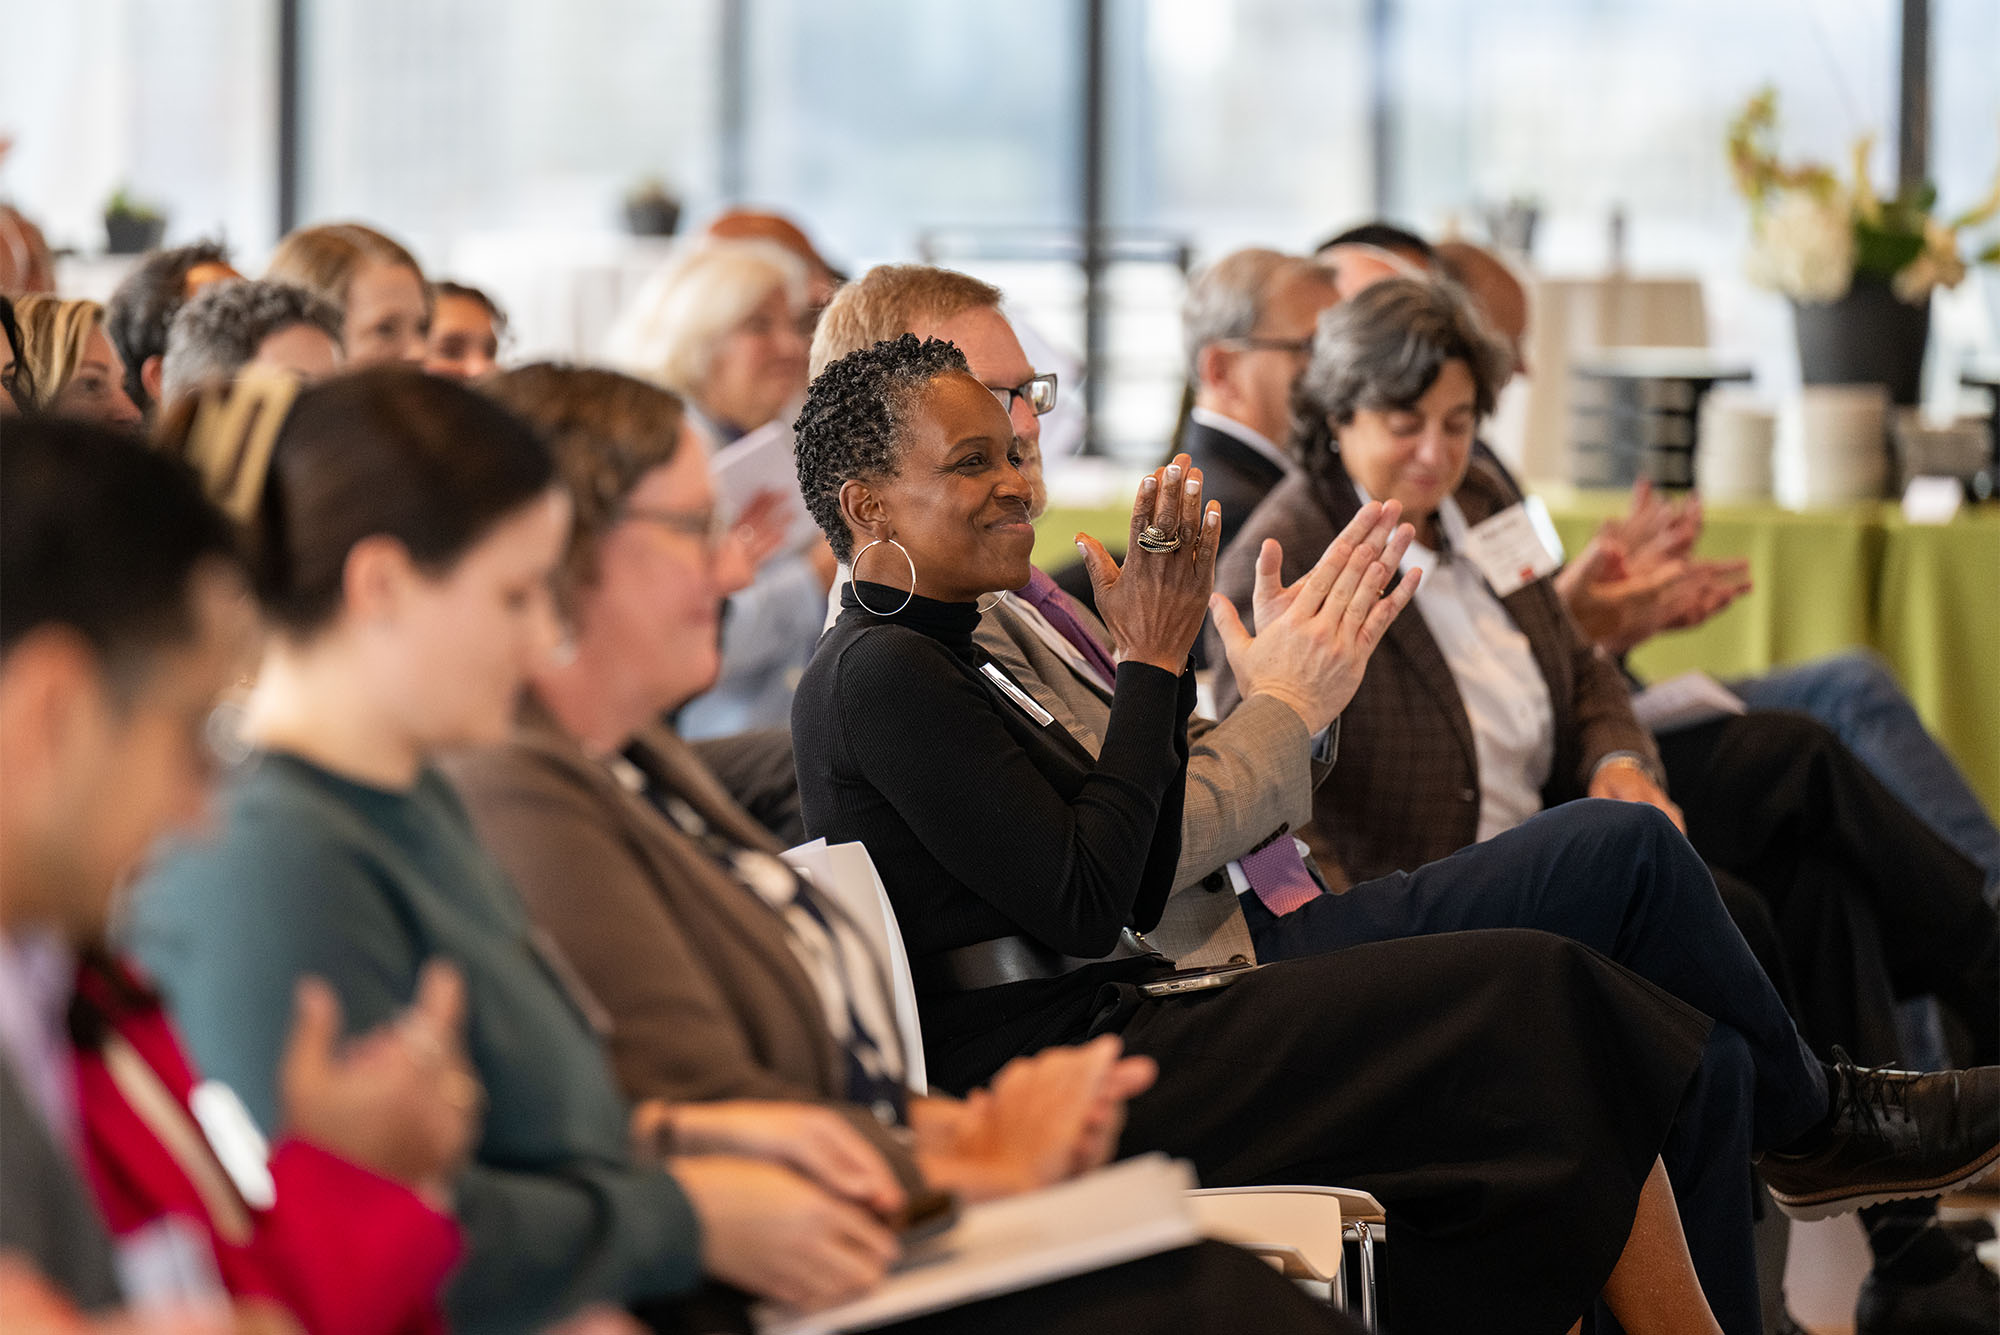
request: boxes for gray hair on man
[161,278,341,407]
[1180,248,1333,380]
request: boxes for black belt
[916,927,1168,993]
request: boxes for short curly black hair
[793,333,970,562]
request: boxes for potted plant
[1728,87,1999,404]
[103,187,167,255]
[622,176,682,238]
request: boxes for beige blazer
[975,592,1326,966]
[440,712,919,1181]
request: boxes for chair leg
[1344,1220,1378,1331]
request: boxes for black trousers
[1243,799,1812,1335]
[927,929,1711,1335]
[1658,710,2000,1065]
[646,1241,1365,1335]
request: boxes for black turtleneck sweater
[792,583,1193,1086]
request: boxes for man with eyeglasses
[1178,249,1341,561]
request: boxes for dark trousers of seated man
[1655,709,2000,1068]
[1245,798,1824,1335]
[1657,708,2000,1294]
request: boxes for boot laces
[1832,1046,1919,1134]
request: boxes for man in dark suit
[1177,248,1341,559]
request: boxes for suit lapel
[1382,605,1479,777]
[982,600,1111,755]
[1309,467,1481,777]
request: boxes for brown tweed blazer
[440,711,918,1181]
[975,591,1328,965]
[1209,457,1658,888]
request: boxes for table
[1031,494,2000,813]
[1544,492,2000,814]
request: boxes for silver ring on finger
[1136,524,1183,554]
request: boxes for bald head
[1435,240,1529,377]
[705,209,841,309]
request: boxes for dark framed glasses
[990,372,1058,417]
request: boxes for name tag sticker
[1463,501,1564,597]
[980,662,1057,726]
[1901,476,1963,526]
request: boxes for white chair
[784,839,1386,1323]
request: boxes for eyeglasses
[989,373,1058,417]
[1216,336,1313,358]
[621,505,726,549]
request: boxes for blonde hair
[266,222,425,317]
[603,239,807,399]
[809,264,1002,379]
[12,296,107,409]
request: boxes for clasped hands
[1079,454,1421,734]
[640,1035,1156,1313]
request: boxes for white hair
[602,238,809,398]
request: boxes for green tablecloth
[1033,494,2000,814]
[1542,492,1998,814]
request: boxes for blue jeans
[1243,800,1825,1335]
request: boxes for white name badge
[1462,498,1564,597]
[980,661,1056,726]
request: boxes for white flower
[1891,218,1967,303]
[1747,188,1855,303]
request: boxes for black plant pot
[104,213,166,255]
[1793,272,1931,406]
[623,198,682,237]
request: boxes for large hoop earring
[849,538,916,617]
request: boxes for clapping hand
[279,959,481,1208]
[1076,454,1223,674]
[909,1035,1158,1202]
[1556,481,1752,656]
[1208,499,1420,734]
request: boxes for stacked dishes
[1696,389,1778,503]
[1776,385,1890,508]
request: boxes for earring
[848,538,917,617]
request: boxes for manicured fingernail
[1141,475,1157,493]
[1205,510,1219,526]
[1166,464,1181,480]
[1184,478,1199,495]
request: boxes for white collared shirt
[1190,407,1294,474]
[1375,489,1556,841]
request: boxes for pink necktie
[1238,835,1323,917]
[1018,567,1120,685]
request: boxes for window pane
[300,0,720,255]
[741,0,1082,264]
[1384,0,1898,274]
[1105,0,1371,251]
[2,0,276,265]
